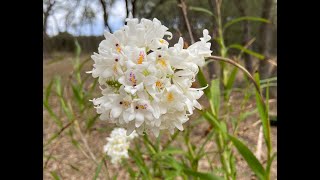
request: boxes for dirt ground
[43,53,277,180]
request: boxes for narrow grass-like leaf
[129,148,150,178]
[225,67,238,98]
[86,114,99,131]
[228,44,265,60]
[93,156,104,180]
[210,79,220,117]
[50,171,61,180]
[45,79,54,104]
[260,83,277,89]
[266,152,277,175]
[254,73,271,153]
[260,77,277,84]
[74,39,81,57]
[197,130,215,157]
[44,133,59,147]
[223,16,270,31]
[59,97,73,121]
[71,83,84,110]
[153,147,186,157]
[54,76,63,97]
[197,68,210,97]
[229,135,266,179]
[189,6,214,16]
[43,102,63,128]
[183,168,223,180]
[203,112,222,132]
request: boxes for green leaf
[86,114,99,131]
[210,79,220,117]
[93,157,104,180]
[203,112,223,133]
[197,130,215,158]
[44,133,59,147]
[260,77,277,84]
[54,76,63,97]
[43,102,63,128]
[183,168,223,180]
[153,147,186,157]
[71,139,80,149]
[189,6,214,16]
[197,68,209,97]
[260,83,277,89]
[223,16,270,31]
[59,97,74,121]
[225,67,238,98]
[162,156,183,172]
[79,57,91,72]
[74,39,81,57]
[229,135,266,179]
[44,79,54,104]
[71,83,84,110]
[254,73,271,153]
[128,149,150,178]
[228,44,265,60]
[266,152,277,175]
[50,171,61,180]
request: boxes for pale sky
[46,0,126,36]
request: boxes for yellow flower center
[138,105,146,109]
[158,58,167,67]
[137,51,144,64]
[167,92,174,102]
[159,39,165,44]
[155,81,163,88]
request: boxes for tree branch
[177,0,195,44]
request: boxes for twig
[206,56,265,104]
[178,0,195,44]
[237,120,261,136]
[74,120,98,163]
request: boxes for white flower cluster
[103,128,138,164]
[89,17,212,137]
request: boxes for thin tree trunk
[43,0,55,37]
[207,0,218,79]
[258,0,274,79]
[99,0,111,32]
[125,0,129,18]
[177,0,195,44]
[234,0,253,74]
[132,0,136,17]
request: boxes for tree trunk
[125,0,129,18]
[132,0,136,17]
[234,0,254,74]
[258,0,274,79]
[207,0,219,79]
[43,0,55,37]
[99,0,111,32]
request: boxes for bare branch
[177,0,195,44]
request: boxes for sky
[46,0,126,36]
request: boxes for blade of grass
[223,16,270,31]
[229,135,266,179]
[188,6,214,16]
